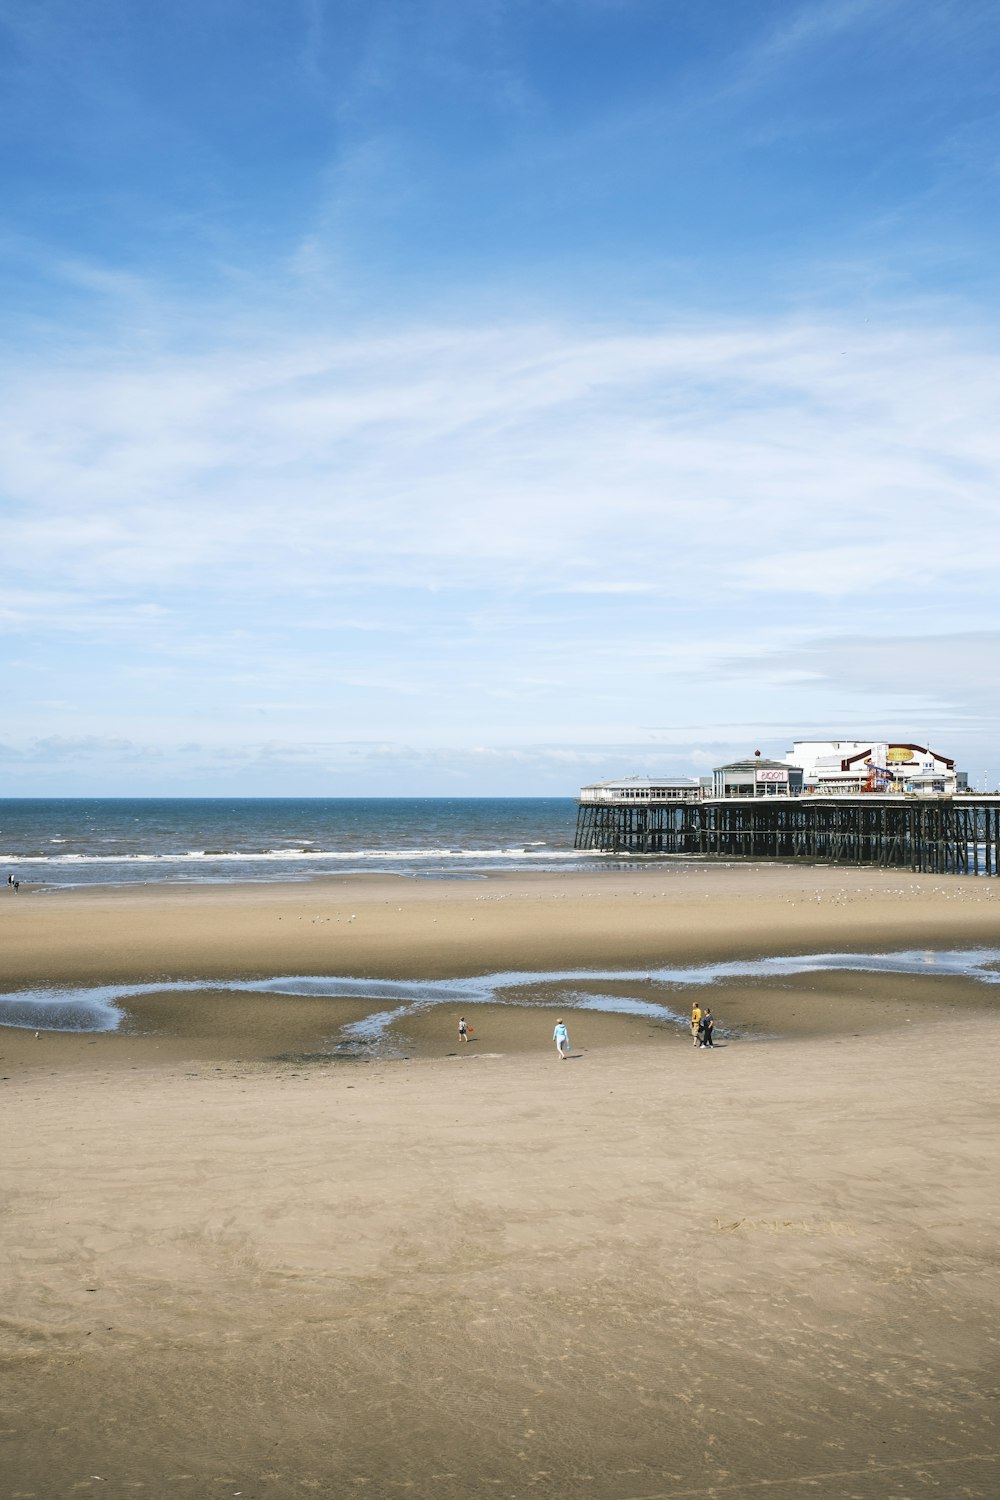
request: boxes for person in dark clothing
[700,1008,715,1047]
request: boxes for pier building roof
[578,775,704,804]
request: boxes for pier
[574,795,1000,875]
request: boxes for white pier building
[578,741,966,805]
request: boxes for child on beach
[553,1019,570,1060]
[458,1016,469,1043]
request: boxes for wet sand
[2,865,1000,1497]
[3,860,1000,992]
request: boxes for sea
[0,796,612,889]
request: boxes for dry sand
[2,864,999,1498]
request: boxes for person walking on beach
[701,1008,715,1048]
[691,1002,702,1047]
[553,1018,570,1060]
[458,1016,469,1044]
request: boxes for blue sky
[2,0,1000,794]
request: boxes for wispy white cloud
[0,731,805,796]
[3,308,998,619]
[743,0,889,78]
[727,631,1000,716]
[0,299,997,789]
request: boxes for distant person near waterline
[700,1008,715,1048]
[553,1019,570,1060]
[691,1003,702,1047]
[458,1016,469,1043]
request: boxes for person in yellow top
[691,1003,702,1047]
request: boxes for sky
[2,0,1000,795]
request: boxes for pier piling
[574,797,1000,874]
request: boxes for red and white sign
[756,768,788,783]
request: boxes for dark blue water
[0,797,598,887]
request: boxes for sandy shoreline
[1,862,998,1069]
[3,860,999,982]
[3,865,1000,1496]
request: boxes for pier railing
[574,796,1000,874]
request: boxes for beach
[3,864,999,1497]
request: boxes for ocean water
[0,797,603,888]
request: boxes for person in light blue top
[553,1018,570,1060]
